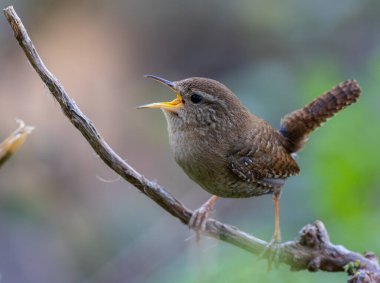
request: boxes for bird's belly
[173,146,273,198]
[201,177,274,198]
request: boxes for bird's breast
[169,128,226,188]
[167,127,266,197]
[169,128,221,174]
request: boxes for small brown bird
[138,75,361,260]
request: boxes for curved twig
[3,6,379,282]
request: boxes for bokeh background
[1,0,380,282]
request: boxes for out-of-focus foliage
[0,1,379,282]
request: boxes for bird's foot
[259,237,282,271]
[188,205,212,242]
[188,196,218,242]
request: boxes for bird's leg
[260,190,282,270]
[273,190,281,244]
[188,195,218,242]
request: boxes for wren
[138,75,361,263]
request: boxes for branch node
[299,220,330,248]
[307,256,322,272]
[364,252,379,266]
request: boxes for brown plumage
[280,80,361,153]
[139,75,361,260]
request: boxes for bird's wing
[226,141,300,187]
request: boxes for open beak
[137,75,183,112]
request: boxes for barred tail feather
[279,80,361,153]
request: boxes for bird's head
[138,75,250,129]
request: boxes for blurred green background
[1,0,379,282]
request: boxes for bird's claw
[259,238,282,271]
[188,205,212,242]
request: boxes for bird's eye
[190,93,203,104]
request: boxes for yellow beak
[138,75,184,112]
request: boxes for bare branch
[3,6,379,281]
